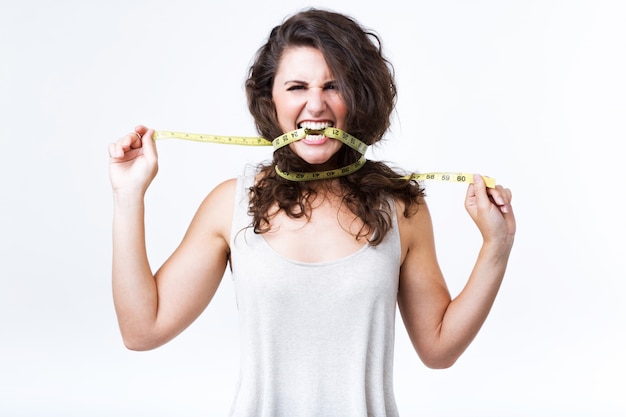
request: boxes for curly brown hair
[245,8,424,245]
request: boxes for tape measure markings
[275,155,367,181]
[154,130,271,146]
[153,128,496,188]
[406,172,496,188]
[271,127,368,153]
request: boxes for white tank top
[228,172,401,417]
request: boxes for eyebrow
[282,80,336,86]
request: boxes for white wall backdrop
[1,0,624,416]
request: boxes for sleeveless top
[228,172,402,417]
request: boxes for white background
[1,0,624,416]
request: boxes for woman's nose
[305,88,326,114]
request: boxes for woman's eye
[287,85,305,91]
[324,83,338,90]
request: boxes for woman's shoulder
[195,178,239,221]
[393,195,436,265]
[181,178,239,246]
[394,196,432,247]
[201,177,236,195]
[394,195,429,226]
[211,163,263,198]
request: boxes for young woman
[108,8,515,416]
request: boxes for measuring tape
[153,130,272,146]
[153,128,495,188]
[403,172,495,188]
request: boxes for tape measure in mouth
[153,128,495,188]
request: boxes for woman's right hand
[108,125,158,195]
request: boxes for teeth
[299,122,332,131]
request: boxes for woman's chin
[291,145,342,167]
[298,154,334,166]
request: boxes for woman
[108,8,515,417]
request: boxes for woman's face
[272,46,348,166]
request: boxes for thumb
[466,174,489,208]
[139,128,158,161]
[472,173,487,197]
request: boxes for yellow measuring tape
[154,130,272,146]
[153,128,495,188]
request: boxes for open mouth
[298,122,333,141]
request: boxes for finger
[488,184,512,214]
[501,187,513,213]
[498,185,513,204]
[124,125,149,150]
[133,125,149,140]
[109,127,147,158]
[127,131,143,150]
[113,134,135,156]
[139,128,158,161]
[108,142,123,159]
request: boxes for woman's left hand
[465,174,516,246]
